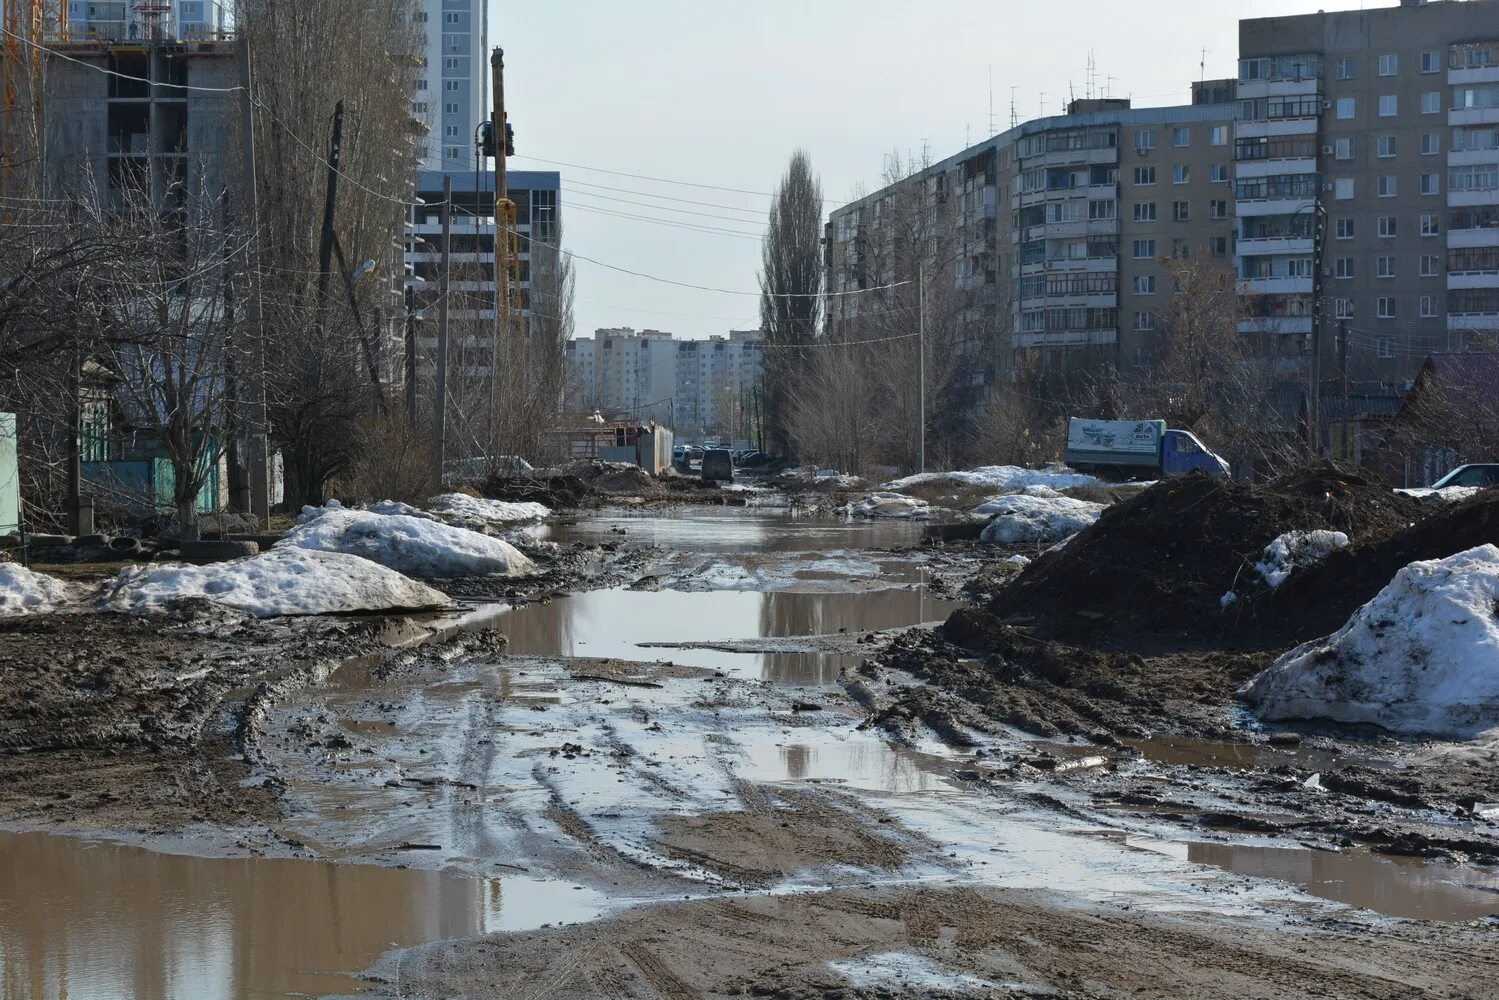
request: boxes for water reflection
[497,587,961,684]
[541,507,928,554]
[0,831,603,1000]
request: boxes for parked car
[738,451,774,469]
[701,448,734,482]
[1430,464,1499,489]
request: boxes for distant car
[1430,464,1499,489]
[701,448,734,483]
[738,451,774,469]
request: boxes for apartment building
[826,93,1237,375]
[63,0,232,41]
[564,328,767,440]
[1237,0,1499,378]
[413,0,488,174]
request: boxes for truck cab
[1161,429,1231,477]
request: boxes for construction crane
[1,0,68,202]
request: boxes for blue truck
[1064,418,1229,480]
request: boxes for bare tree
[759,150,823,461]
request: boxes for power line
[564,187,767,228]
[564,199,764,242]
[565,178,768,216]
[510,154,780,199]
[0,25,245,93]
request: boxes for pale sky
[491,0,1384,341]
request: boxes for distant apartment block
[564,328,766,440]
[1237,0,1499,376]
[63,0,233,41]
[413,0,488,174]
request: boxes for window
[1235,174,1319,200]
[1135,130,1156,153]
[1172,200,1190,221]
[1378,255,1395,278]
[1422,51,1441,74]
[1450,163,1499,192]
[1422,91,1441,114]
[1336,218,1355,239]
[1334,137,1354,160]
[1456,85,1499,110]
[1335,177,1355,200]
[1377,297,1395,319]
[1420,295,1437,318]
[1210,163,1229,183]
[1420,213,1441,236]
[1133,202,1157,222]
[1337,57,1357,80]
[1211,126,1228,146]
[1209,199,1227,219]
[1336,97,1356,120]
[1133,275,1156,294]
[1378,95,1398,117]
[1378,175,1397,198]
[1335,297,1353,319]
[1421,173,1440,195]
[1210,236,1229,256]
[1335,257,1354,279]
[415,78,428,91]
[1378,135,1397,158]
[1132,239,1156,259]
[1422,132,1441,156]
[444,124,459,138]
[1173,164,1190,184]
[444,101,458,114]
[444,80,460,92]
[1133,311,1155,332]
[1379,216,1397,237]
[1377,336,1396,358]
[1379,54,1398,76]
[1421,254,1440,277]
[1133,166,1156,185]
[1173,127,1190,147]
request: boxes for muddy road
[2,504,1498,999]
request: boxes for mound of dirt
[986,462,1425,648]
[1258,490,1499,642]
[482,473,588,509]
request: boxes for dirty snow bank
[280,508,535,578]
[884,463,1099,492]
[1397,486,1483,506]
[102,548,449,617]
[1241,544,1499,738]
[0,564,73,616]
[1255,529,1350,588]
[840,492,932,519]
[426,493,550,526]
[974,493,1105,544]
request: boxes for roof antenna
[1201,47,1209,82]
[988,64,996,135]
[1010,86,1019,129]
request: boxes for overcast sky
[491,0,1384,341]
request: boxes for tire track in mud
[618,940,702,1000]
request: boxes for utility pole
[917,259,926,474]
[1308,198,1327,458]
[238,34,269,525]
[490,48,507,444]
[404,283,417,429]
[312,100,345,343]
[1339,318,1351,458]
[436,174,452,476]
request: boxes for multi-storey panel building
[826,94,1237,376]
[63,0,232,42]
[1237,0,1499,376]
[414,0,488,174]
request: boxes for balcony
[1235,236,1314,257]
[1238,276,1313,295]
[1238,316,1312,336]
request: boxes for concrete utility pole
[917,260,926,475]
[1308,198,1327,458]
[404,283,417,429]
[238,35,269,524]
[436,174,452,476]
[490,47,507,437]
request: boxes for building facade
[62,0,233,41]
[826,93,1238,376]
[414,0,488,174]
[564,328,767,442]
[1237,0,1499,379]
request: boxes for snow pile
[102,548,448,618]
[0,563,73,617]
[1397,486,1483,506]
[363,499,439,520]
[1254,530,1350,588]
[1241,545,1499,738]
[279,508,535,578]
[426,493,550,526]
[884,463,1100,493]
[975,493,1105,545]
[840,492,932,519]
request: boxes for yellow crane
[1,0,68,202]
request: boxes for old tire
[180,539,259,564]
[108,536,143,556]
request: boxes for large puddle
[540,506,929,553]
[487,586,962,684]
[0,831,608,1000]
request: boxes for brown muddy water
[0,830,608,1000]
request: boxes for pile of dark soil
[482,473,588,509]
[1260,489,1499,641]
[988,461,1424,648]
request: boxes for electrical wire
[563,188,768,228]
[564,178,768,216]
[563,200,764,242]
[0,25,245,93]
